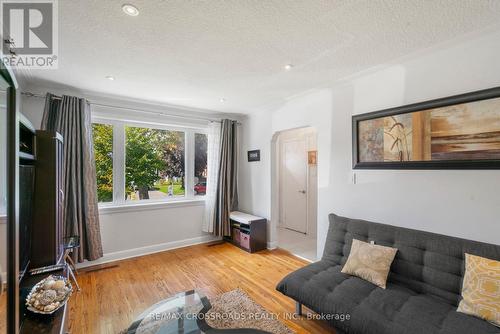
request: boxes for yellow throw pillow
[341,239,397,289]
[457,253,500,327]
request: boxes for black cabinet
[31,131,64,268]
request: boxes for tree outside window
[125,126,185,201]
[194,133,207,196]
[92,123,113,203]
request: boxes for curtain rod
[21,91,241,124]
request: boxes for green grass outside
[158,184,185,196]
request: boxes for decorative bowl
[25,275,73,315]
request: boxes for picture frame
[352,86,500,169]
[247,149,260,162]
[308,151,317,165]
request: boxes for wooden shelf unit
[225,211,267,253]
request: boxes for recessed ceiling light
[284,63,294,71]
[122,4,140,16]
[105,76,115,81]
[220,98,226,103]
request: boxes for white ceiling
[19,0,500,114]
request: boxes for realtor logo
[1,0,58,69]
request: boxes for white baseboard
[290,253,315,263]
[267,240,278,250]
[76,235,221,269]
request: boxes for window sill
[98,198,205,215]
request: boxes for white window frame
[92,117,208,209]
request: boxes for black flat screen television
[19,165,34,280]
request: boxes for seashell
[42,279,56,290]
[38,289,57,306]
[43,304,56,312]
[55,289,68,302]
[53,280,66,290]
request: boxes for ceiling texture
[18,0,500,114]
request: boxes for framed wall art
[352,87,500,169]
[247,149,260,162]
[308,150,317,165]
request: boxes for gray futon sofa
[276,214,500,334]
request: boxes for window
[194,133,207,196]
[92,123,113,203]
[125,126,185,201]
[91,120,208,206]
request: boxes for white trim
[185,131,195,198]
[110,118,208,133]
[113,122,126,204]
[98,198,205,215]
[267,241,278,250]
[288,253,315,263]
[75,234,220,269]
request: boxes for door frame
[270,126,317,249]
[279,136,310,234]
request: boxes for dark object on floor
[276,213,500,334]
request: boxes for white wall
[239,29,500,258]
[86,202,214,266]
[238,110,274,244]
[18,85,226,267]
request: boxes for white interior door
[281,138,308,233]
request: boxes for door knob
[298,190,306,194]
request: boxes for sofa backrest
[322,214,500,306]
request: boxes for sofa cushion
[341,239,398,288]
[276,262,500,334]
[457,253,500,327]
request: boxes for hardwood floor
[72,242,332,333]
[1,242,334,333]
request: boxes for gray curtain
[42,93,103,262]
[214,119,238,237]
